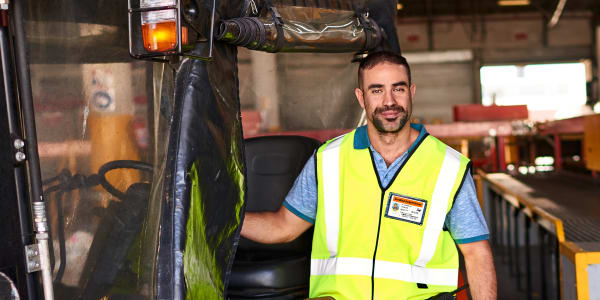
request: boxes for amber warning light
[140,0,188,52]
[142,21,188,52]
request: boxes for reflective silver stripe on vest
[321,135,345,257]
[413,146,462,269]
[311,257,458,286]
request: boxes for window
[480,63,589,121]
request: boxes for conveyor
[488,172,600,249]
[478,171,600,300]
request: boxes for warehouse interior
[233,2,600,298]
[0,0,598,299]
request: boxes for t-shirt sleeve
[445,172,489,244]
[282,152,318,224]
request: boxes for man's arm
[457,240,497,300]
[241,205,313,244]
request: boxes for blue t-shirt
[283,124,489,244]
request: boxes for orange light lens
[142,21,188,52]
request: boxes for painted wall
[410,62,473,123]
[396,12,593,122]
[398,13,592,54]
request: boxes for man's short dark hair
[358,51,411,87]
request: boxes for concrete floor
[492,244,559,300]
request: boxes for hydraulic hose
[215,6,383,53]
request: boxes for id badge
[384,193,427,225]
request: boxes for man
[241,51,496,300]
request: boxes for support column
[83,63,140,203]
[553,133,562,170]
[472,49,482,104]
[595,25,600,109]
[497,136,507,172]
[250,51,280,131]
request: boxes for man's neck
[367,123,418,167]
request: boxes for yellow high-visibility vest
[310,128,470,300]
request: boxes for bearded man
[241,51,497,300]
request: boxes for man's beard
[371,104,410,134]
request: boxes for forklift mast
[0,0,51,299]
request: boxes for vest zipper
[371,190,385,300]
[366,133,430,299]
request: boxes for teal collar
[353,123,428,152]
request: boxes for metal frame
[0,14,39,300]
[7,0,54,298]
[127,0,216,62]
[536,116,585,172]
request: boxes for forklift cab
[0,0,399,299]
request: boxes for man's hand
[457,240,497,300]
[241,205,313,244]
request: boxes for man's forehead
[364,61,407,73]
[362,63,409,82]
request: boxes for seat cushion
[228,254,309,290]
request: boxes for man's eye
[371,89,382,94]
[393,87,405,92]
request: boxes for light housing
[128,0,215,61]
[140,1,187,52]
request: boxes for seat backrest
[240,135,320,253]
[244,135,320,212]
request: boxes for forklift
[0,0,402,299]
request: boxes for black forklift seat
[228,135,320,300]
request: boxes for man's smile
[375,106,405,121]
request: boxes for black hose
[42,176,71,284]
[0,26,17,134]
[54,190,67,283]
[215,17,271,50]
[41,160,152,283]
[42,169,71,186]
[42,171,99,194]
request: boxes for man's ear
[355,88,365,109]
[410,83,416,99]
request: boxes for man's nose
[382,88,396,106]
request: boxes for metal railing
[476,170,565,300]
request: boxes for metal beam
[548,0,567,28]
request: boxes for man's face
[355,62,415,134]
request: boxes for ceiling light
[498,0,530,6]
[397,3,403,10]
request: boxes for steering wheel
[97,160,154,200]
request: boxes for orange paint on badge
[392,195,424,208]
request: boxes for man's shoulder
[318,130,355,152]
[422,134,446,148]
[422,134,469,162]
